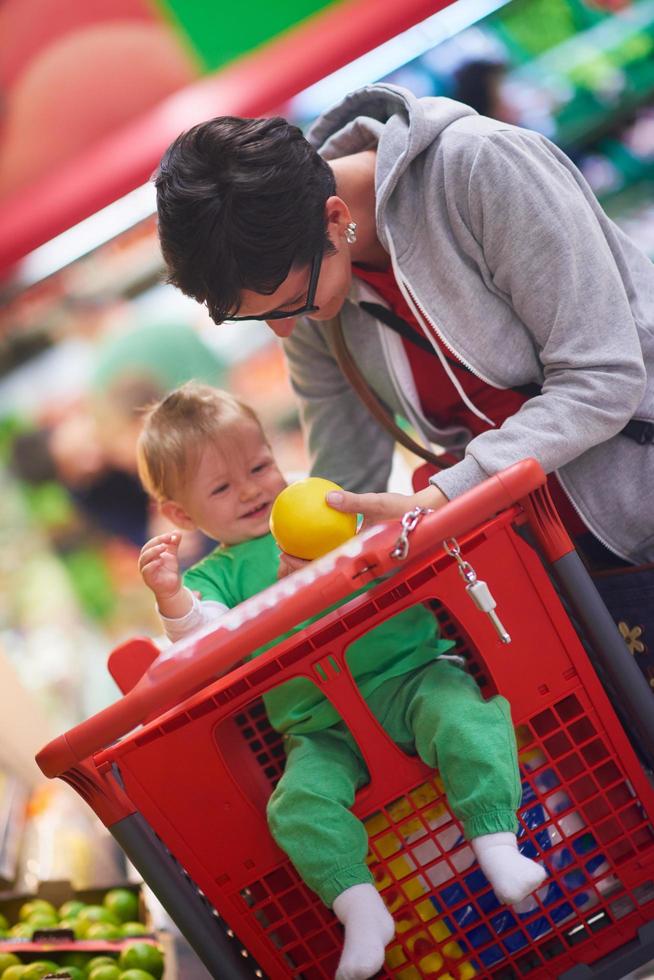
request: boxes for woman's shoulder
[430,116,544,169]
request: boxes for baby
[137,381,546,980]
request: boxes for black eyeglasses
[226,247,323,322]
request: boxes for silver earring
[345,221,357,245]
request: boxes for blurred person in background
[451,58,515,123]
[11,319,226,559]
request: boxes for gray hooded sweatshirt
[283,84,654,564]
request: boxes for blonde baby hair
[137,381,262,503]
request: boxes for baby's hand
[139,532,183,602]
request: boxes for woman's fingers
[277,552,310,578]
[326,486,449,526]
[327,489,415,523]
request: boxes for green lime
[21,963,59,980]
[118,973,157,980]
[0,914,9,931]
[0,956,20,975]
[84,958,117,974]
[85,923,122,941]
[57,917,79,932]
[120,923,148,938]
[61,952,93,969]
[88,967,120,980]
[77,907,118,928]
[18,900,57,922]
[8,922,34,939]
[26,913,58,929]
[118,944,163,979]
[1,967,26,980]
[102,891,138,926]
[58,900,86,920]
[60,969,85,980]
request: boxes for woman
[155,84,653,668]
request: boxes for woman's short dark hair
[155,116,336,324]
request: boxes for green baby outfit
[184,533,521,906]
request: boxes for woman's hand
[275,485,448,576]
[277,552,310,579]
[326,483,448,530]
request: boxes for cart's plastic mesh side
[235,695,654,979]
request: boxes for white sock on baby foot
[472,832,547,906]
[332,883,395,980]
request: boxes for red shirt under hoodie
[352,264,586,537]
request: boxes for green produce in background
[21,963,59,980]
[26,912,58,929]
[118,972,157,980]
[0,955,20,975]
[59,900,86,920]
[88,966,121,980]
[84,956,118,973]
[61,548,116,622]
[59,968,85,980]
[103,890,139,925]
[120,923,148,938]
[117,944,163,979]
[18,901,57,923]
[76,906,119,931]
[85,922,123,941]
[1,966,25,980]
[57,917,84,936]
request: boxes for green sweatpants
[266,659,521,907]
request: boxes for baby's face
[177,420,286,545]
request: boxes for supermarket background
[0,0,652,976]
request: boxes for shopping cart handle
[36,459,546,778]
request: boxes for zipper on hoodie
[383,230,496,426]
[554,473,629,561]
[384,231,632,562]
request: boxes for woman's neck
[330,151,390,271]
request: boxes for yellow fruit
[270,478,357,560]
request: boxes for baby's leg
[267,728,394,979]
[405,660,547,905]
[333,884,395,980]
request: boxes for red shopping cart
[37,460,654,980]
